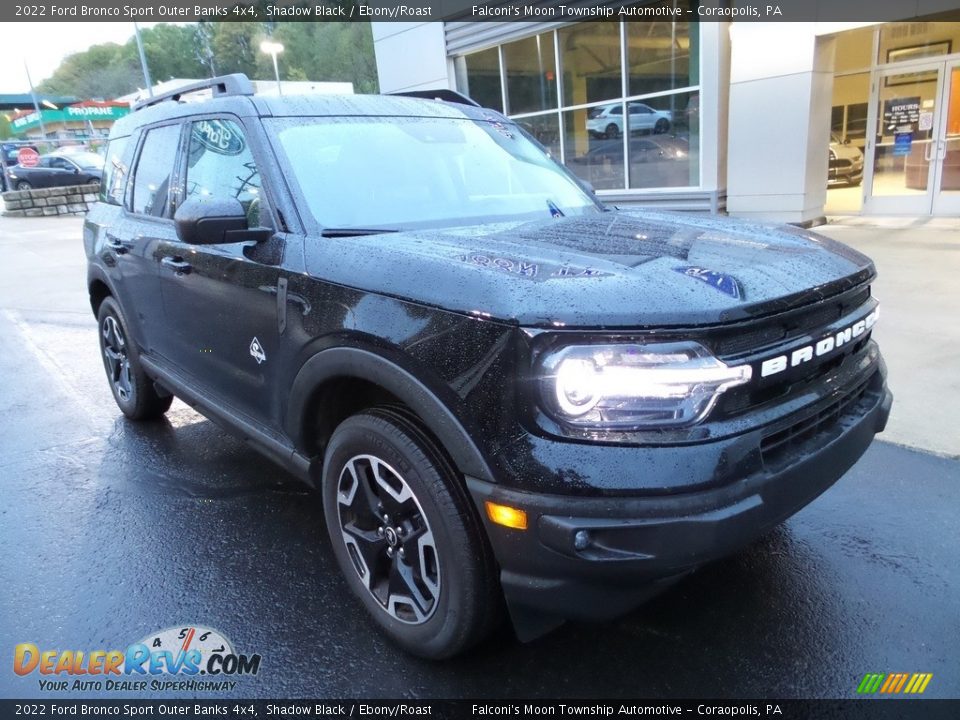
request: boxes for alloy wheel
[336,454,441,624]
[101,315,133,402]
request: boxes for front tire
[97,296,172,420]
[605,123,620,139]
[322,408,501,659]
[16,180,32,191]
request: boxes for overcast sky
[0,22,186,95]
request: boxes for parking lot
[0,214,957,699]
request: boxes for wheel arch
[87,269,114,319]
[286,346,496,485]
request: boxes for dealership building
[372,11,960,223]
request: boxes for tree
[37,43,140,99]
[35,22,380,99]
[273,22,379,93]
[138,24,209,82]
[211,23,260,78]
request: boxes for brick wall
[1,186,98,217]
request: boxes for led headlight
[538,342,752,429]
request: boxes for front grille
[718,331,873,416]
[759,376,873,469]
[704,281,874,419]
[713,286,870,358]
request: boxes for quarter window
[131,124,182,217]
[101,136,130,206]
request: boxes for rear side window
[131,124,181,217]
[185,119,262,224]
[100,136,130,206]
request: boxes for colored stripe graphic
[857,672,932,694]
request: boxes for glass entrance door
[863,59,960,215]
[863,64,943,214]
[931,62,960,214]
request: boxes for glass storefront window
[461,47,503,113]
[559,23,622,107]
[625,90,699,188]
[458,20,700,193]
[564,107,624,190]
[834,26,874,73]
[879,22,960,67]
[627,11,697,96]
[516,113,561,160]
[503,32,558,115]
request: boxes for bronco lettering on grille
[760,308,879,378]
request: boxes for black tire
[87,178,101,188]
[16,180,31,191]
[322,408,501,659]
[605,123,620,140]
[97,296,173,420]
[654,118,670,134]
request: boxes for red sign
[17,148,39,167]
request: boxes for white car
[586,102,672,139]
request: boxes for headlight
[538,342,752,429]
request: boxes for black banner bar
[3,0,958,23]
[2,699,959,719]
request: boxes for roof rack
[133,74,254,112]
[388,89,481,108]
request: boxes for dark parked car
[85,75,892,659]
[0,143,39,191]
[7,151,103,191]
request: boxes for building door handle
[161,256,192,274]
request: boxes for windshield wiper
[320,227,400,238]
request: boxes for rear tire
[321,408,501,659]
[97,296,172,421]
[654,118,670,134]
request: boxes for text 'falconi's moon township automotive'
[84,75,892,659]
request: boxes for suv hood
[313,210,874,328]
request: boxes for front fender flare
[285,347,496,484]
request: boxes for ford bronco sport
[85,75,892,659]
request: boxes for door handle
[161,256,192,274]
[105,234,131,255]
[924,142,934,162]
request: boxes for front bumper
[467,370,892,624]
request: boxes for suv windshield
[268,116,600,230]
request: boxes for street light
[260,40,284,96]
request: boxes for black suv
[85,75,892,659]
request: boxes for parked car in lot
[587,101,672,138]
[1,143,39,191]
[86,75,891,659]
[7,152,103,191]
[829,133,864,186]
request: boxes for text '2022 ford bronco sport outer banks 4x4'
[85,75,892,659]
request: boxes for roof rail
[388,89,481,108]
[133,74,255,111]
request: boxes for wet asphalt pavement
[0,217,958,700]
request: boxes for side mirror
[174,196,250,245]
